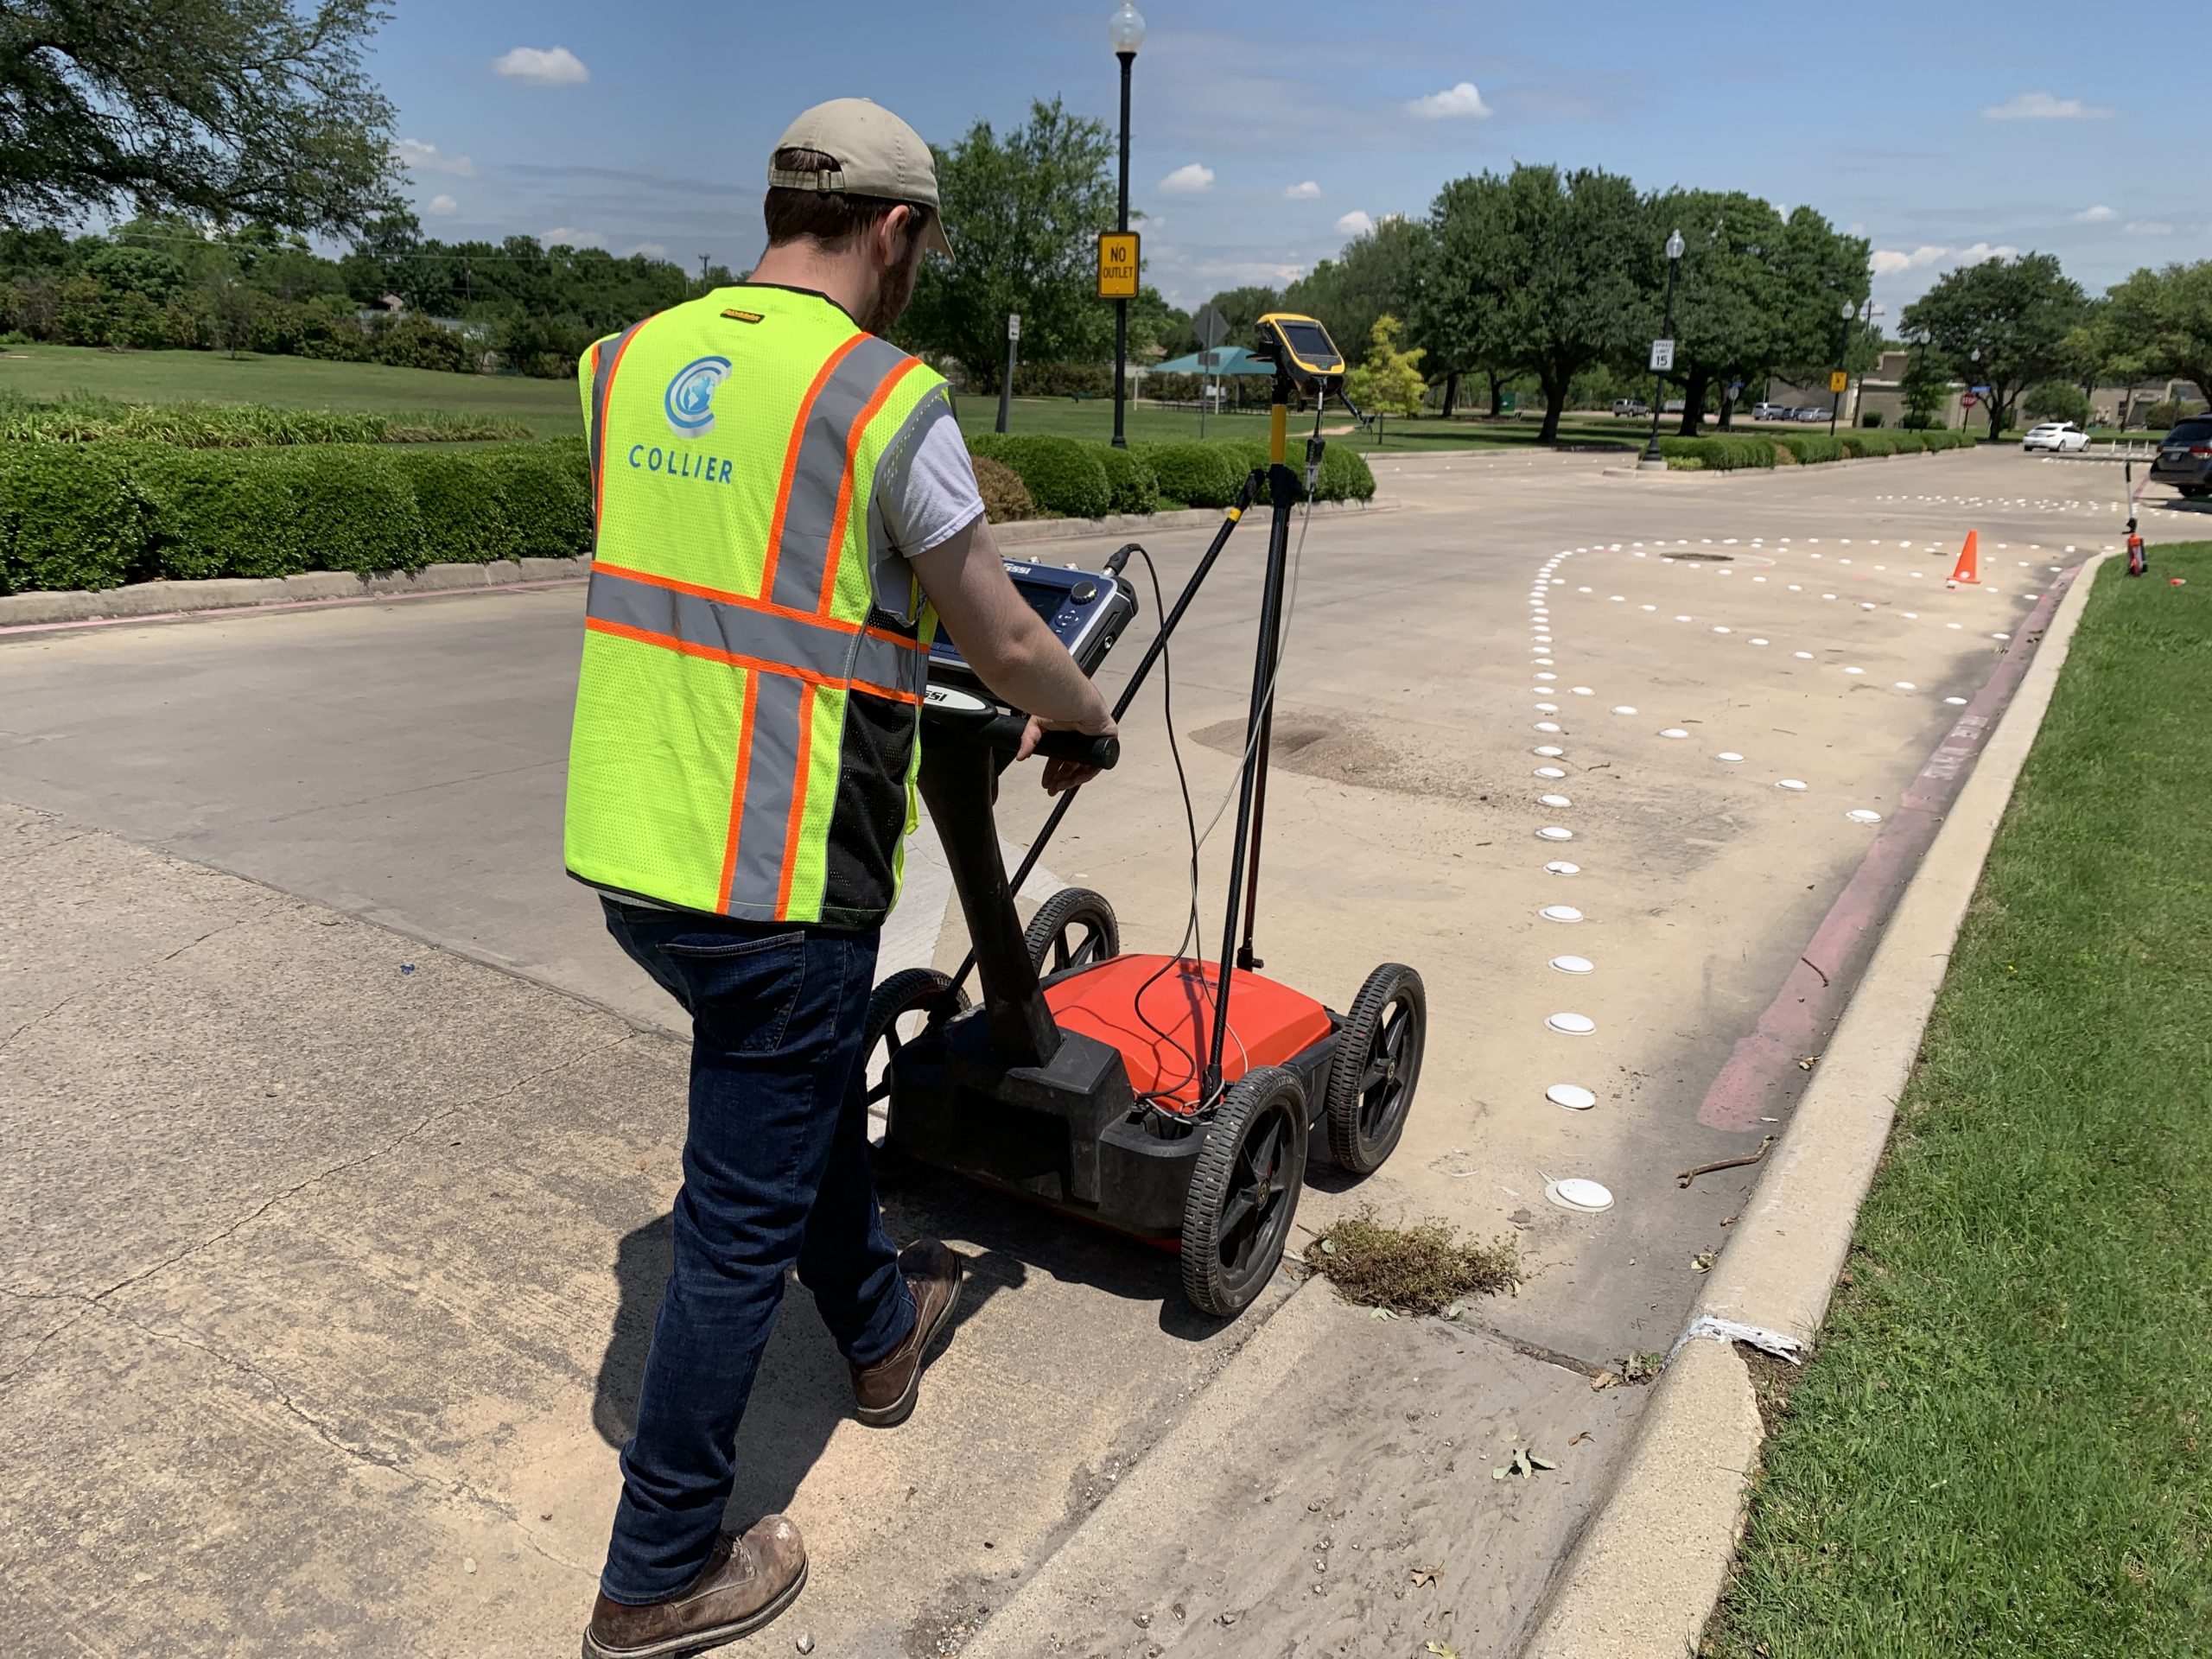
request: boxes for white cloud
[630,242,668,259]
[1981,91,2111,120]
[1407,80,1491,120]
[1868,242,2022,278]
[1869,245,1949,276]
[426,194,458,217]
[1334,209,1374,236]
[541,226,605,247]
[2126,219,2175,236]
[493,45,589,86]
[1285,180,1321,200]
[1158,162,1215,195]
[391,138,474,178]
[2074,203,2117,222]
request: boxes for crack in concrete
[0,988,85,1061]
[0,1031,637,1388]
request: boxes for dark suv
[2150,416,2212,499]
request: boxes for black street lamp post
[1109,3,1145,449]
[1642,228,1685,467]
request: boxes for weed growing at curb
[1303,1208,1520,1315]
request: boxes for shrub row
[1668,427,1983,469]
[0,438,590,596]
[0,392,533,447]
[967,432,1376,522]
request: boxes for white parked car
[2022,422,2089,453]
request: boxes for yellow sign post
[1096,232,1140,300]
[1828,370,1849,393]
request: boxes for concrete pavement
[0,444,2135,1656]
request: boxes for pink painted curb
[1695,565,2079,1131]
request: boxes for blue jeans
[597,899,916,1605]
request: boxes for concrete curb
[1516,550,2114,1659]
[0,556,594,632]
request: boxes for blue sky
[371,0,2194,317]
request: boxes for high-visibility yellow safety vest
[565,285,949,925]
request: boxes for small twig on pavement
[1677,1135,1776,1190]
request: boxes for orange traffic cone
[1948,529,1980,586]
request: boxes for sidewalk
[0,804,1279,1656]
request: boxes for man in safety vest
[569,99,1116,1657]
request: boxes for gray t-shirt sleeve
[874,389,986,558]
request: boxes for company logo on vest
[664,356,730,438]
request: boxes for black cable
[1122,545,1211,1118]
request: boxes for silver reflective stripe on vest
[766,334,918,613]
[726,670,811,916]
[588,319,649,533]
[864,387,956,623]
[586,565,923,696]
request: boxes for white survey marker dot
[1534,766,1567,779]
[1537,826,1574,842]
[1544,860,1581,875]
[1943,696,1968,705]
[1547,1084,1598,1110]
[1716,751,1744,763]
[1534,745,1564,757]
[1538,793,1573,808]
[1611,704,1638,715]
[1540,904,1584,923]
[1535,721,1562,733]
[1550,955,1594,975]
[1777,779,1808,791]
[1659,728,1689,739]
[1546,1177,1613,1213]
[1847,809,1882,824]
[1546,1012,1597,1035]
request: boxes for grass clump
[1303,1206,1520,1315]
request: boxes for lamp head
[1109,1,1145,54]
[1664,229,1685,261]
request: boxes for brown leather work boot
[850,1239,963,1427]
[582,1516,806,1658]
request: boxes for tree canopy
[898,98,1117,387]
[1281,217,1427,368]
[2106,261,2212,410]
[0,0,401,234]
[1900,253,2085,440]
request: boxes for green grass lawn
[0,343,582,437]
[1705,544,2212,1658]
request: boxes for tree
[1344,314,1425,417]
[1187,283,1281,347]
[2106,261,2212,410]
[1900,253,2085,440]
[900,98,1117,385]
[1281,216,1428,368]
[1898,341,1952,428]
[2022,382,2092,426]
[0,0,401,234]
[1428,163,1646,443]
[1414,174,1515,417]
[1124,284,1185,361]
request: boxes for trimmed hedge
[1093,443,1159,516]
[966,433,1113,519]
[970,454,1036,523]
[0,393,532,447]
[0,437,593,596]
[1777,434,1845,465]
[1133,441,1246,510]
[1659,435,1777,471]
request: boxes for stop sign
[1961,391,1978,408]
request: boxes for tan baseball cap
[768,98,955,262]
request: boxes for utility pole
[698,254,710,293]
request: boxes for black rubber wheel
[1324,963,1426,1174]
[862,968,968,1138]
[1179,1065,1307,1317]
[1022,887,1120,977]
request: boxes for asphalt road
[0,445,2137,1657]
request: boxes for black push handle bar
[922,701,1120,770]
